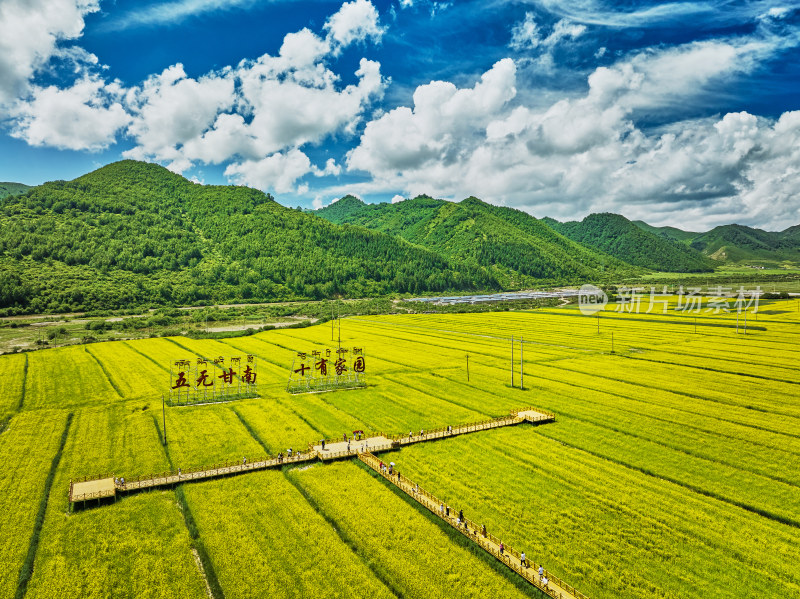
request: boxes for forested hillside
[632,220,700,244]
[0,162,499,314]
[316,196,636,286]
[548,213,714,272]
[0,182,30,200]
[688,224,800,262]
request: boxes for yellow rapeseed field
[0,298,798,598]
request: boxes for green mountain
[689,224,800,263]
[0,161,499,314]
[316,195,637,285]
[0,182,30,200]
[548,213,714,272]
[632,219,800,264]
[632,220,700,244]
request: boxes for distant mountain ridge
[689,224,800,262]
[316,195,639,286]
[0,182,30,200]
[3,159,798,314]
[547,213,714,272]
[632,220,800,263]
[0,161,499,313]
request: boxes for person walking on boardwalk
[520,552,527,568]
[440,503,445,515]
[343,433,347,442]
[499,542,504,555]
[446,505,450,517]
[321,439,325,450]
[397,470,401,482]
[288,448,292,457]
[458,509,463,523]
[481,524,487,538]
[542,576,549,590]
[538,565,543,580]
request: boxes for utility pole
[511,335,514,387]
[520,337,524,390]
[611,332,615,354]
[161,393,167,445]
[466,354,470,382]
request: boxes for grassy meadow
[0,299,798,598]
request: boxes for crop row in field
[287,461,537,599]
[1,303,798,599]
[0,410,70,598]
[23,404,207,599]
[183,469,397,599]
[390,427,800,599]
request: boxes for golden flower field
[1,299,798,598]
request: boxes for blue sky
[0,0,798,230]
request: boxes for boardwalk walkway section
[359,451,587,599]
[68,406,554,503]
[66,406,582,597]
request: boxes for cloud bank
[0,0,798,230]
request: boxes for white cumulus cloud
[225,148,315,194]
[344,38,800,229]
[0,0,100,106]
[324,0,385,49]
[11,75,129,151]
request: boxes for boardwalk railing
[359,451,587,599]
[70,406,555,502]
[389,413,525,445]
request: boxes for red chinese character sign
[168,355,258,406]
[287,347,366,394]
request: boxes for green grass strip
[122,341,171,373]
[159,413,225,599]
[175,486,226,599]
[285,468,405,599]
[231,407,274,454]
[16,354,28,411]
[84,346,124,398]
[15,412,73,599]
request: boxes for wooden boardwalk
[359,451,587,599]
[68,406,554,503]
[67,406,583,596]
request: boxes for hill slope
[0,161,499,313]
[632,220,701,244]
[316,196,637,285]
[689,224,800,262]
[0,182,30,200]
[548,213,714,272]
